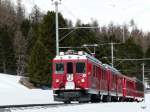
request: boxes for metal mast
[52,0,61,56]
[111,43,114,67]
[142,63,145,102]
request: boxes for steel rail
[0,103,66,109]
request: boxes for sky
[12,0,150,32]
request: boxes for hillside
[0,73,54,106]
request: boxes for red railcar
[52,50,144,103]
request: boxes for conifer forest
[0,0,150,87]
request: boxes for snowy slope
[0,73,27,90]
[0,73,54,105]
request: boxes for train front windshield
[66,62,86,74]
[55,63,64,74]
[76,62,86,73]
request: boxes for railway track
[0,103,84,112]
[0,103,63,109]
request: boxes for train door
[106,69,111,92]
[65,62,75,90]
[117,76,122,96]
[91,65,97,89]
[97,66,102,90]
[96,66,99,90]
[87,62,92,87]
[101,68,107,91]
[67,62,73,74]
[122,78,127,97]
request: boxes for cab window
[55,63,64,74]
[76,62,86,73]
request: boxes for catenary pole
[142,63,145,102]
[52,0,61,56]
[111,42,114,67]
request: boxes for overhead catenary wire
[61,4,79,21]
[59,26,100,30]
[114,58,150,61]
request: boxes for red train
[52,50,144,103]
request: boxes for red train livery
[52,50,144,103]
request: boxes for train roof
[84,52,102,65]
[102,64,120,74]
[53,50,102,65]
[53,50,137,82]
[54,51,87,60]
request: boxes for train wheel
[91,94,101,103]
[64,100,71,104]
[102,95,111,102]
[111,96,118,102]
[106,95,111,102]
[119,97,126,102]
[79,101,89,103]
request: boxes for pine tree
[116,38,143,80]
[0,27,16,74]
[66,20,97,49]
[39,11,67,53]
[0,0,17,75]
[27,11,67,86]
[21,19,31,38]
[27,40,50,86]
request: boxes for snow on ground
[0,73,27,90]
[0,73,150,112]
[11,102,149,112]
[11,95,150,112]
[0,73,54,105]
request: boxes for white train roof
[54,51,102,65]
[102,64,120,74]
[54,51,87,60]
[54,54,87,60]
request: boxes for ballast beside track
[0,103,63,112]
[0,103,67,109]
[0,103,85,109]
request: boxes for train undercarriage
[53,90,136,103]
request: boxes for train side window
[102,69,105,80]
[76,62,86,73]
[99,67,102,79]
[93,65,96,77]
[55,63,64,74]
[95,66,97,77]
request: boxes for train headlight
[56,79,59,83]
[81,79,85,83]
